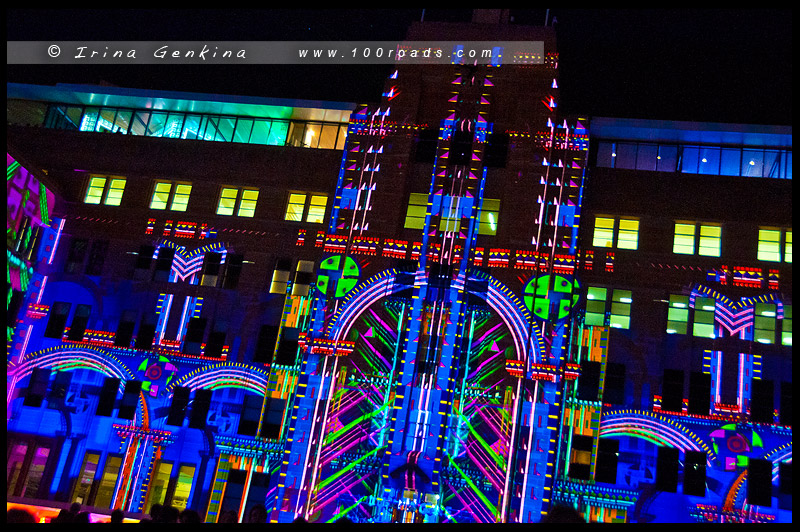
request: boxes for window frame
[84,175,127,206]
[216,186,260,218]
[284,192,328,223]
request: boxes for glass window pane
[97,108,118,133]
[72,452,101,504]
[217,187,238,215]
[216,117,236,142]
[681,146,700,174]
[336,125,348,150]
[145,461,173,513]
[85,176,107,204]
[7,441,28,496]
[147,112,167,137]
[635,144,658,171]
[656,145,678,172]
[114,109,132,134]
[587,286,607,301]
[162,113,185,138]
[233,118,254,144]
[673,223,696,254]
[306,195,327,223]
[742,149,765,177]
[249,120,271,145]
[94,455,122,508]
[130,111,150,135]
[150,182,172,210]
[171,465,196,511]
[617,219,639,250]
[763,150,780,178]
[181,115,201,140]
[80,107,101,132]
[22,446,50,498]
[698,147,721,175]
[596,142,615,168]
[698,225,721,257]
[286,122,305,147]
[478,198,500,236]
[170,184,192,211]
[318,124,338,149]
[785,231,792,263]
[238,189,259,217]
[105,178,126,206]
[757,229,781,262]
[593,217,615,247]
[720,148,741,176]
[285,193,307,221]
[615,142,637,169]
[268,120,289,146]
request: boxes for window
[666,294,689,334]
[673,222,721,257]
[782,305,792,346]
[72,452,101,504]
[284,193,328,223]
[94,455,123,508]
[217,187,259,217]
[693,297,716,338]
[171,464,196,511]
[404,193,428,230]
[84,175,126,206]
[592,216,639,250]
[754,303,776,344]
[584,286,607,326]
[758,228,792,263]
[584,287,631,329]
[150,181,192,211]
[478,199,500,236]
[145,461,173,514]
[609,289,632,329]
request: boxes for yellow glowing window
[217,187,239,216]
[150,182,172,210]
[238,189,259,217]
[785,231,792,263]
[404,193,428,230]
[667,294,689,334]
[478,199,500,236]
[593,217,615,247]
[84,176,107,204]
[757,229,782,262]
[698,225,721,257]
[673,223,696,254]
[171,464,196,511]
[171,184,192,211]
[306,195,328,223]
[285,193,307,221]
[104,179,126,206]
[617,219,639,250]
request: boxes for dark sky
[6,9,792,125]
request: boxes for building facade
[6,13,791,524]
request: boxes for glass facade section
[43,104,349,150]
[595,140,791,179]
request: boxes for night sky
[7,9,792,126]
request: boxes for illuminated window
[171,464,196,511]
[72,452,101,504]
[782,305,792,346]
[667,294,689,334]
[404,193,428,230]
[674,222,721,256]
[758,228,791,263]
[584,286,607,326]
[693,297,716,338]
[478,199,500,236]
[217,187,259,217]
[150,181,193,211]
[94,455,122,508]
[593,216,639,249]
[610,289,632,329]
[284,192,327,223]
[84,175,126,206]
[753,303,776,344]
[145,461,173,514]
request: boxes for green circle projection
[523,274,580,322]
[317,255,361,298]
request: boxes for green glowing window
[753,303,776,344]
[693,297,716,338]
[217,187,239,216]
[593,217,615,247]
[585,286,607,326]
[698,225,721,257]
[150,182,172,210]
[609,289,632,329]
[404,193,428,230]
[238,189,259,218]
[478,199,500,236]
[171,464,196,511]
[84,176,126,206]
[667,294,689,334]
[673,223,696,254]
[172,184,192,211]
[306,195,328,223]
[782,305,791,346]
